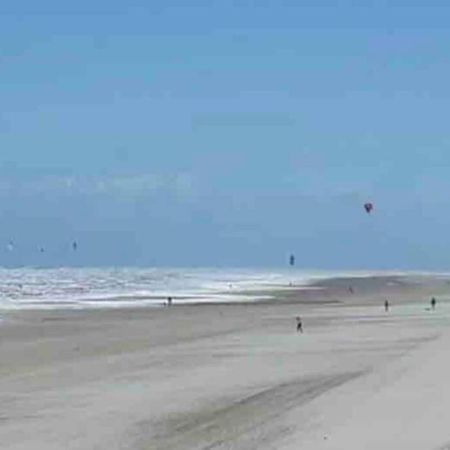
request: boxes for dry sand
[0,275,450,449]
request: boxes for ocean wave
[0,267,435,310]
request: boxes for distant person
[167,297,173,306]
[296,316,303,333]
[384,300,389,312]
[431,297,436,310]
[348,286,354,294]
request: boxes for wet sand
[0,275,449,449]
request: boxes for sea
[0,267,429,310]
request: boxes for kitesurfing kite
[289,254,295,266]
[363,202,374,214]
[72,241,78,251]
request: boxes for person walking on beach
[431,297,436,310]
[296,316,303,333]
[167,297,173,306]
[384,300,389,312]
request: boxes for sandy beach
[1,275,450,449]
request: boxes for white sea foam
[0,267,438,310]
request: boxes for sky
[1,1,450,268]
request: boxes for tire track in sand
[138,370,364,450]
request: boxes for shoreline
[0,269,447,311]
[0,272,444,312]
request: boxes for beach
[0,274,449,449]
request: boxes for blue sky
[2,1,450,268]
